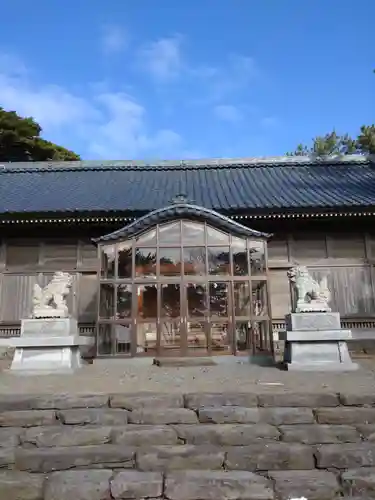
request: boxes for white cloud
[214,104,242,122]
[100,25,128,54]
[0,53,183,159]
[138,36,183,81]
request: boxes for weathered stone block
[0,427,22,447]
[340,393,375,406]
[112,425,178,446]
[58,408,128,425]
[356,424,375,441]
[198,406,260,424]
[257,392,339,407]
[260,407,314,425]
[44,470,112,500]
[269,469,340,500]
[15,445,135,472]
[21,425,112,447]
[0,394,108,411]
[0,471,44,500]
[137,445,225,471]
[129,408,198,424]
[286,312,341,331]
[0,448,15,468]
[0,410,56,427]
[315,407,375,424]
[111,470,163,499]
[184,393,258,409]
[110,393,183,410]
[173,424,279,445]
[316,443,375,469]
[226,443,315,471]
[280,424,360,444]
[342,467,375,497]
[165,470,274,500]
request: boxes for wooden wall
[1,224,375,324]
[0,239,98,323]
[268,231,375,320]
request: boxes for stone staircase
[0,392,375,498]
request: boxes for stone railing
[0,391,374,498]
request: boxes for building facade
[0,154,375,357]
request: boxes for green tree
[0,107,80,162]
[287,127,375,156]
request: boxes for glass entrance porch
[97,215,271,358]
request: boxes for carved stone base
[32,310,69,319]
[281,312,358,372]
[0,318,92,375]
[283,339,358,371]
[0,336,92,375]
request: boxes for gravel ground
[0,356,374,394]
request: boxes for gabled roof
[0,155,374,220]
[94,202,271,243]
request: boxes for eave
[1,206,375,225]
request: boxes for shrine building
[0,154,375,358]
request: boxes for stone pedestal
[0,318,92,375]
[280,312,358,371]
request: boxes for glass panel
[97,324,113,355]
[183,247,206,275]
[117,242,132,279]
[252,320,271,353]
[207,247,230,275]
[249,240,266,275]
[160,320,182,351]
[161,283,181,318]
[137,284,157,318]
[235,321,251,352]
[99,284,115,318]
[232,237,248,276]
[116,284,132,319]
[187,283,208,317]
[210,322,231,353]
[114,323,131,354]
[135,248,157,277]
[233,282,251,317]
[159,222,181,245]
[136,228,157,245]
[207,226,230,244]
[252,280,268,317]
[182,221,205,245]
[209,282,229,317]
[187,321,207,350]
[159,248,182,277]
[137,322,157,354]
[100,245,115,278]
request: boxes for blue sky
[0,0,374,160]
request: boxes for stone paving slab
[1,391,375,498]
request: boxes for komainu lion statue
[287,265,331,313]
[32,272,73,318]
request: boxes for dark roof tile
[0,155,374,216]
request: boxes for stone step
[0,391,375,498]
[153,357,217,367]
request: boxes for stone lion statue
[32,272,73,318]
[287,265,331,313]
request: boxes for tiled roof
[0,155,374,217]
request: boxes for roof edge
[0,153,373,173]
[93,203,272,243]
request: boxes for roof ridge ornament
[170,193,190,204]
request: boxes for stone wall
[0,391,375,498]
